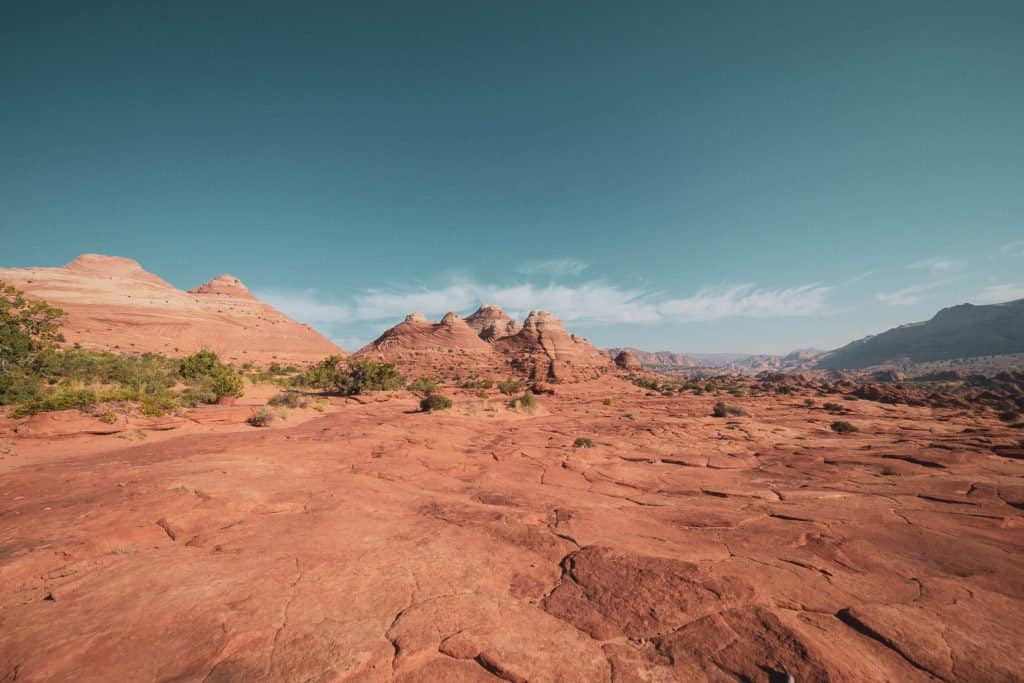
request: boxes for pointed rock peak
[404,312,429,323]
[523,309,563,328]
[469,304,508,317]
[66,254,145,274]
[440,311,462,325]
[189,274,255,299]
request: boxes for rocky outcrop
[493,310,613,382]
[465,305,521,341]
[0,254,341,365]
[188,274,258,300]
[614,349,642,370]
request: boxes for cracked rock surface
[1,378,1022,681]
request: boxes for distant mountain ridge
[816,299,1024,370]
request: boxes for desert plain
[2,373,1023,682]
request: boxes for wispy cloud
[875,280,953,306]
[255,289,352,324]
[260,279,831,327]
[973,283,1024,304]
[1000,241,1024,256]
[516,258,589,277]
[907,257,966,273]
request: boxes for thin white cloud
[875,280,953,306]
[516,258,589,277]
[844,270,874,285]
[258,278,832,329]
[907,257,966,273]
[1000,240,1024,256]
[972,283,1024,304]
[255,289,352,324]
[351,280,829,324]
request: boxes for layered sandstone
[494,310,614,382]
[465,304,521,341]
[0,254,341,365]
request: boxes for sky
[2,1,1022,354]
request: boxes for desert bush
[573,437,595,448]
[293,356,404,395]
[804,398,816,407]
[831,420,858,434]
[822,402,846,413]
[602,397,612,406]
[268,391,307,409]
[998,409,1021,423]
[498,378,524,396]
[343,359,404,394]
[712,402,747,418]
[408,377,439,396]
[458,378,494,390]
[179,350,244,402]
[247,407,274,427]
[508,392,537,412]
[420,394,452,412]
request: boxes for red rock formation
[465,304,521,341]
[356,311,497,379]
[614,349,642,370]
[0,254,341,365]
[494,310,613,382]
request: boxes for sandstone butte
[2,262,1024,682]
[358,308,614,383]
[0,254,342,365]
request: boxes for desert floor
[2,379,1023,682]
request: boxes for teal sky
[3,2,1022,353]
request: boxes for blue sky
[2,2,1022,353]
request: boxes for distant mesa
[0,254,341,364]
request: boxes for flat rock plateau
[2,376,1023,681]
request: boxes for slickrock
[1,377,1023,680]
[0,254,341,364]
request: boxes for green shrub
[508,392,537,411]
[11,388,99,418]
[420,394,452,412]
[831,420,858,434]
[458,378,494,390]
[823,402,846,413]
[498,378,524,396]
[268,391,307,408]
[293,356,404,395]
[247,407,274,427]
[998,410,1021,423]
[712,402,747,418]
[292,355,347,390]
[140,393,179,416]
[573,437,595,448]
[408,377,439,396]
[179,350,244,402]
[342,359,405,394]
[804,398,816,407]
